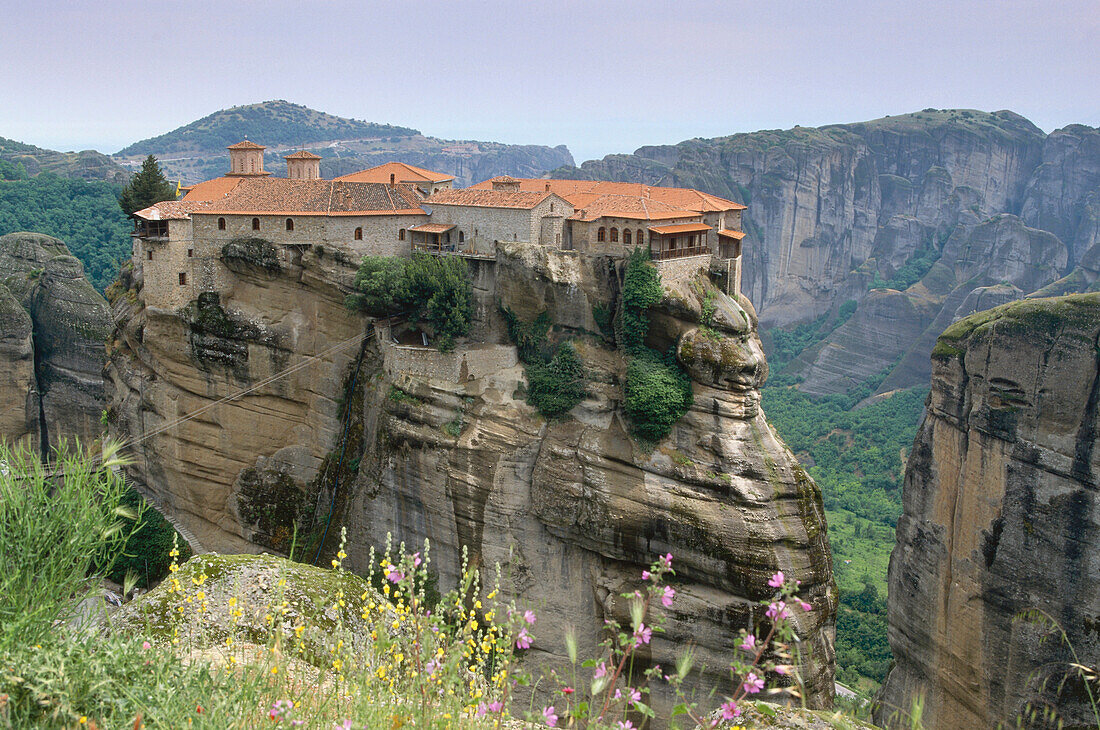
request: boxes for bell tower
[226,140,271,177]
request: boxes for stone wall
[376,323,517,382]
[654,254,710,282]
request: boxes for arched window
[285,218,294,232]
[637,229,644,245]
[399,229,406,241]
[459,231,465,243]
[597,227,606,242]
[217,217,226,230]
[252,218,260,231]
[354,227,363,241]
[610,227,619,243]
[550,203,555,212]
[623,229,632,245]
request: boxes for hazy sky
[2,0,1097,164]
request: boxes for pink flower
[594,661,608,678]
[412,552,422,568]
[659,553,673,569]
[627,687,642,705]
[141,640,151,650]
[765,600,789,620]
[516,628,533,649]
[776,664,790,675]
[616,722,635,730]
[799,599,813,612]
[523,609,537,625]
[743,672,765,694]
[661,585,675,607]
[335,721,353,730]
[739,634,756,652]
[641,570,651,581]
[385,565,404,583]
[543,705,558,727]
[768,571,785,588]
[475,703,488,718]
[720,700,741,719]
[487,701,503,713]
[634,623,652,647]
[561,686,574,695]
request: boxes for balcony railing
[651,245,710,261]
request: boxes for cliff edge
[878,294,1100,729]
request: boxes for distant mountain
[0,135,128,184]
[117,100,418,157]
[112,100,574,186]
[551,109,1100,397]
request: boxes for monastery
[132,141,746,310]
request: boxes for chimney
[545,182,551,192]
[390,173,396,188]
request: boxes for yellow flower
[79,718,88,725]
[271,666,278,675]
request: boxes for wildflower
[561,686,574,695]
[634,623,652,647]
[79,718,87,725]
[742,672,764,694]
[739,634,756,652]
[626,686,642,705]
[487,701,503,713]
[776,664,790,675]
[523,609,537,625]
[516,628,532,649]
[141,640,151,650]
[661,585,675,607]
[542,705,558,727]
[385,565,404,583]
[616,722,635,730]
[641,569,651,580]
[659,552,673,569]
[765,601,789,621]
[799,599,813,612]
[335,721,353,730]
[768,571,785,588]
[412,552,422,568]
[475,704,488,718]
[720,700,740,719]
[594,661,608,678]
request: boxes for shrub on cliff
[624,349,694,441]
[501,306,587,417]
[348,253,472,351]
[105,488,193,588]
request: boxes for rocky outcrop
[106,240,836,720]
[0,232,110,449]
[877,294,1100,729]
[556,111,1100,395]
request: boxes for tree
[118,154,175,216]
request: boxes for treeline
[0,173,130,290]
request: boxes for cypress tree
[118,155,175,216]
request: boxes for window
[623,229,632,245]
[610,227,619,243]
[555,233,561,247]
[218,217,226,230]
[550,203,555,212]
[285,218,294,231]
[459,231,464,243]
[252,218,260,231]
[637,229,644,244]
[354,227,363,240]
[670,237,677,250]
[597,227,606,242]
[178,272,187,285]
[399,229,406,241]
[187,249,193,258]
[147,250,153,261]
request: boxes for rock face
[0,232,110,449]
[877,294,1100,729]
[556,111,1100,395]
[106,240,837,720]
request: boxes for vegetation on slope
[118,100,418,156]
[0,135,129,183]
[0,172,130,290]
[501,308,587,418]
[117,155,176,216]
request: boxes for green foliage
[525,342,587,418]
[348,253,472,351]
[501,306,586,418]
[0,440,133,652]
[592,302,615,340]
[624,349,694,442]
[871,247,941,291]
[769,299,857,372]
[117,155,175,216]
[619,247,662,353]
[0,173,130,290]
[0,158,28,180]
[105,489,193,588]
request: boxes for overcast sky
[2,0,1097,164]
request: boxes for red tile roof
[568,195,689,222]
[648,223,713,235]
[409,223,456,234]
[425,188,553,210]
[718,229,746,240]
[133,200,214,221]
[174,177,427,216]
[470,178,746,216]
[335,161,454,184]
[227,140,265,150]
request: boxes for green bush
[106,489,192,588]
[347,253,472,351]
[526,342,587,418]
[619,247,662,353]
[624,350,693,441]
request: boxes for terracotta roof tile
[283,150,322,159]
[335,161,454,184]
[649,223,713,235]
[133,199,215,221]
[718,229,746,240]
[227,140,265,150]
[409,223,456,234]
[189,178,425,216]
[181,177,243,201]
[425,188,553,210]
[470,178,746,215]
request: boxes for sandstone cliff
[555,111,1100,396]
[105,239,836,718]
[0,232,110,449]
[877,294,1100,729]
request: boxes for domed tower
[226,140,271,177]
[284,150,322,180]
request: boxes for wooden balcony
[650,245,710,261]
